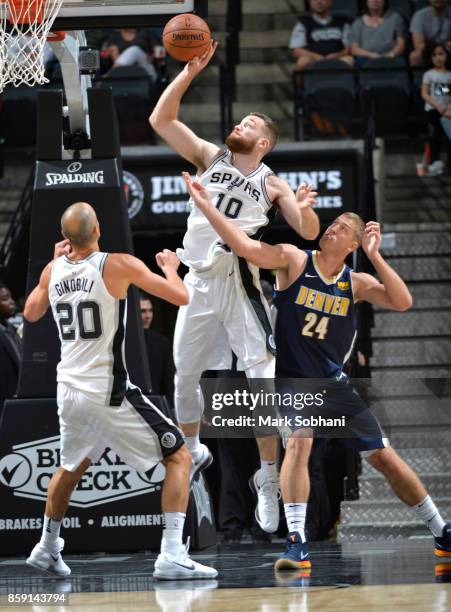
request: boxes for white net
[0,0,64,91]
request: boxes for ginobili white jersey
[49,252,128,406]
[177,150,275,271]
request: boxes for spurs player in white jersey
[150,41,320,533]
[24,202,217,580]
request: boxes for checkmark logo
[0,453,31,488]
[173,561,196,571]
[305,274,317,278]
[1,460,23,485]
[300,552,309,560]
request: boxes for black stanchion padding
[36,90,63,161]
[88,88,120,159]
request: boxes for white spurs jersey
[49,252,129,406]
[177,150,276,271]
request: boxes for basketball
[162,13,211,62]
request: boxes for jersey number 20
[56,301,102,340]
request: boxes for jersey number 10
[56,301,102,340]
[215,194,243,219]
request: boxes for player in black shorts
[183,172,451,571]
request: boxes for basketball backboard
[52,0,208,30]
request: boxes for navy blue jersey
[273,250,357,379]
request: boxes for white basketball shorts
[57,383,184,472]
[173,253,276,375]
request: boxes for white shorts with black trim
[174,254,276,375]
[57,382,184,472]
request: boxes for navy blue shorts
[275,378,388,453]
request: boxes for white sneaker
[26,537,71,577]
[249,469,280,533]
[189,444,213,483]
[153,539,218,580]
[428,160,444,176]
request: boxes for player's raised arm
[183,172,294,270]
[104,251,189,306]
[149,41,220,171]
[24,239,72,322]
[352,222,412,311]
[267,175,320,241]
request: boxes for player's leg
[245,358,282,533]
[26,458,91,577]
[108,387,217,579]
[173,272,227,479]
[27,384,103,576]
[276,431,313,570]
[366,447,451,557]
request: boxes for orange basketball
[163,13,211,62]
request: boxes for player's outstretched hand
[296,182,317,209]
[183,171,212,209]
[156,249,180,272]
[361,221,381,258]
[184,40,218,77]
[53,239,71,259]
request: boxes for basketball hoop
[0,0,64,91]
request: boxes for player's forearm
[160,268,189,305]
[198,201,252,258]
[24,287,49,322]
[300,207,320,240]
[368,252,412,310]
[149,68,193,128]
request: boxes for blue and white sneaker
[435,522,451,559]
[26,537,71,577]
[274,532,311,570]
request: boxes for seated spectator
[421,42,451,174]
[350,0,406,65]
[410,0,451,66]
[0,283,22,410]
[289,0,354,73]
[101,28,157,80]
[140,293,175,403]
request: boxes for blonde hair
[249,112,279,152]
[343,212,365,244]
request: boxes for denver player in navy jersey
[183,173,451,571]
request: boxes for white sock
[185,435,201,456]
[411,495,446,537]
[40,515,62,550]
[162,512,186,557]
[259,460,277,479]
[284,503,307,543]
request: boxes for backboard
[52,0,208,30]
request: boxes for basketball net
[0,0,64,91]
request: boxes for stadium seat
[302,59,356,136]
[96,65,157,144]
[331,0,359,19]
[359,57,411,135]
[388,0,413,22]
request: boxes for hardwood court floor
[0,539,450,611]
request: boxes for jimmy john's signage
[124,144,360,230]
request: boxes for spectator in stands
[0,283,22,409]
[349,0,406,66]
[289,0,354,73]
[410,0,451,66]
[421,42,451,174]
[140,293,175,403]
[102,28,157,80]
